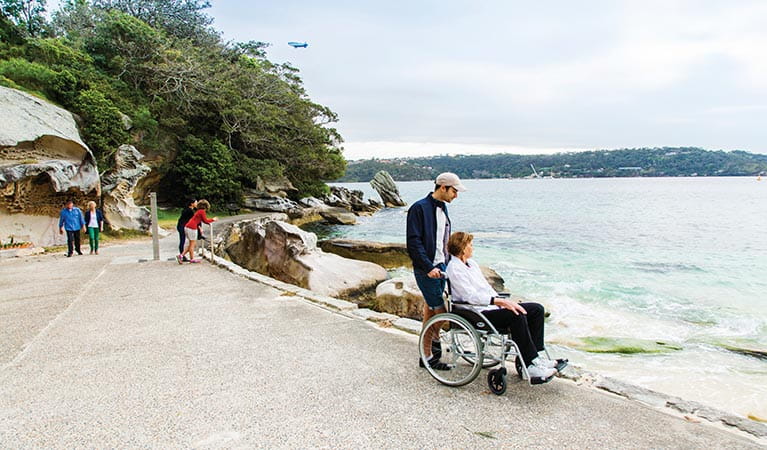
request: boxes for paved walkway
[0,236,761,448]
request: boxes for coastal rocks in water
[319,239,411,268]
[319,207,357,225]
[370,170,406,207]
[557,336,683,354]
[222,219,387,299]
[707,340,767,361]
[480,265,506,293]
[0,86,100,245]
[101,145,151,231]
[322,185,381,214]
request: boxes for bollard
[150,192,160,260]
[208,222,214,260]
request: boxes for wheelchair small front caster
[487,367,507,395]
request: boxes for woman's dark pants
[483,302,545,365]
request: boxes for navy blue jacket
[406,192,451,273]
[84,209,104,228]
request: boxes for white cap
[435,172,467,192]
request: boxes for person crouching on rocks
[177,199,217,264]
[445,231,567,384]
[84,201,105,255]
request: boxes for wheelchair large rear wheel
[419,313,483,387]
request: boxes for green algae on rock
[564,337,683,354]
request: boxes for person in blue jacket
[58,199,85,257]
[406,172,466,370]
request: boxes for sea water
[318,177,767,419]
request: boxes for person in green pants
[84,201,105,254]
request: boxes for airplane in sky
[288,41,308,48]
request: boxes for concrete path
[0,237,761,448]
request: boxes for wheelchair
[418,287,563,395]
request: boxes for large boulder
[221,219,388,299]
[319,207,357,225]
[100,145,151,231]
[370,170,406,207]
[0,86,100,246]
[319,239,411,268]
[375,276,425,319]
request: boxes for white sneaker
[526,363,556,379]
[532,357,557,369]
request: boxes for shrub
[73,89,129,167]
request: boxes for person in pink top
[177,199,217,263]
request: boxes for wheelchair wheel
[419,313,483,387]
[487,367,507,395]
[460,333,501,368]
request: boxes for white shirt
[446,257,500,313]
[88,212,99,228]
[433,207,448,265]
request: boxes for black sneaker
[418,356,450,371]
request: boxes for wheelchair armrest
[497,292,511,298]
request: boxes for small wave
[631,261,705,274]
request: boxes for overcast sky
[60,1,767,159]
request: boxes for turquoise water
[320,177,767,418]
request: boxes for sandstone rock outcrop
[319,207,357,225]
[0,86,100,245]
[375,276,425,319]
[219,219,388,299]
[322,186,381,214]
[100,145,151,231]
[319,239,411,268]
[370,170,406,207]
[242,191,304,218]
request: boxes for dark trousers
[483,302,545,365]
[66,230,81,255]
[177,225,186,254]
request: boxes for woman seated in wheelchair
[446,231,567,383]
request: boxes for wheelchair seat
[450,304,508,334]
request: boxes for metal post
[150,192,160,260]
[209,222,214,260]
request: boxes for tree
[167,135,240,205]
[92,0,213,42]
[1,0,47,37]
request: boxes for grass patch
[155,207,229,229]
[101,228,149,242]
[157,207,182,229]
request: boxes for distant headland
[337,147,767,181]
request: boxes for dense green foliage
[0,0,345,204]
[338,148,767,182]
